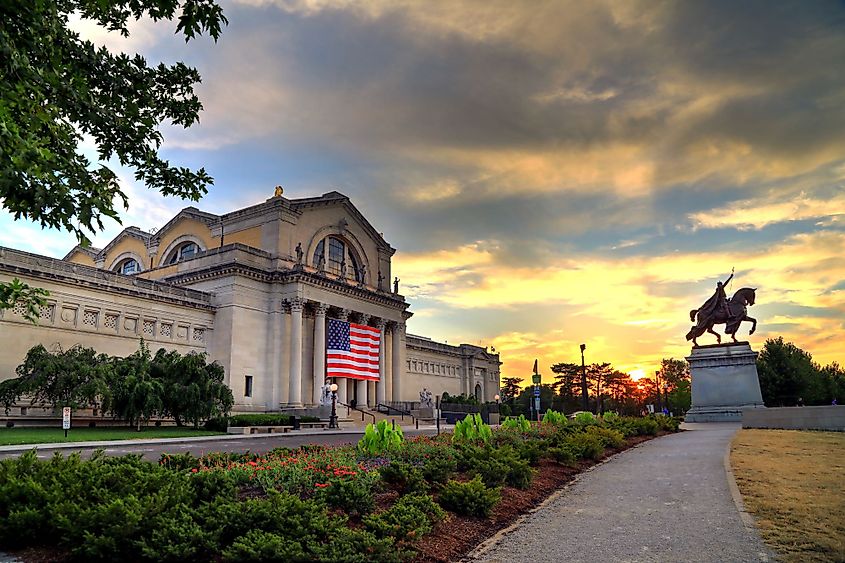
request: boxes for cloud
[689,189,845,231]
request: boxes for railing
[376,403,420,429]
[338,402,376,424]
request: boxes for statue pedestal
[684,342,765,422]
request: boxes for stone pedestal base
[685,342,765,423]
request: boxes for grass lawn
[0,426,225,446]
[731,429,845,563]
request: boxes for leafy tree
[105,342,164,430]
[550,362,583,412]
[0,344,111,412]
[499,377,523,402]
[151,348,233,427]
[757,337,816,406]
[0,0,227,310]
[658,358,691,413]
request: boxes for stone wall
[742,405,845,431]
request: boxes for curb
[723,432,759,530]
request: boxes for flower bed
[0,414,679,561]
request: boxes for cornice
[0,247,214,310]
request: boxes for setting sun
[628,369,646,381]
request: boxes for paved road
[471,423,773,563]
[0,427,440,461]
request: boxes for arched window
[114,258,141,275]
[312,236,363,281]
[474,383,482,401]
[165,242,201,265]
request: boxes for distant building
[0,190,500,412]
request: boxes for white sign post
[62,406,71,437]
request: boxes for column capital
[336,308,349,321]
[375,318,387,330]
[289,297,304,312]
[392,320,405,334]
[358,314,371,325]
[314,302,328,316]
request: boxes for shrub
[204,417,228,432]
[548,446,576,465]
[317,476,375,516]
[379,462,428,494]
[652,414,681,432]
[564,431,605,460]
[358,420,404,456]
[363,494,444,542]
[222,529,306,561]
[499,403,512,417]
[452,413,492,444]
[516,441,541,466]
[226,414,320,427]
[158,452,200,471]
[421,456,456,487]
[438,476,500,517]
[585,426,624,449]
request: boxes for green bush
[363,494,444,542]
[548,446,576,465]
[226,414,320,427]
[564,431,605,460]
[585,426,624,449]
[222,529,306,561]
[158,452,200,471]
[358,420,404,456]
[421,456,456,487]
[379,462,428,494]
[652,414,681,432]
[317,475,376,516]
[601,411,619,424]
[204,417,228,432]
[438,476,500,517]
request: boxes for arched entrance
[474,383,482,401]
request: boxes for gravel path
[471,423,773,563]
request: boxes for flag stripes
[327,318,381,381]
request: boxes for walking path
[470,423,773,563]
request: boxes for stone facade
[0,191,500,413]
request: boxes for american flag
[327,318,380,381]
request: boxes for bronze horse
[686,287,757,346]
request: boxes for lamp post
[654,370,661,413]
[329,383,339,429]
[663,384,670,415]
[580,344,588,411]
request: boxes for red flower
[191,468,198,473]
[314,483,329,488]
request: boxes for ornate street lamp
[580,344,588,411]
[329,383,339,429]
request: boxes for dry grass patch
[731,429,845,562]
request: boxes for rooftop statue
[686,271,757,346]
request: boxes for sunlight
[628,369,646,381]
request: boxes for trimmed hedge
[205,414,321,431]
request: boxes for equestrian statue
[686,271,757,346]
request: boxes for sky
[3,0,845,384]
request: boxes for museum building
[0,190,501,413]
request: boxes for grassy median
[731,429,845,562]
[0,427,224,446]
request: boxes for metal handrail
[338,402,376,424]
[376,403,421,429]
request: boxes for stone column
[335,308,348,405]
[356,314,370,408]
[376,319,387,405]
[312,303,328,406]
[288,298,303,407]
[269,297,284,408]
[391,321,405,401]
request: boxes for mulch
[411,434,660,563]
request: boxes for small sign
[534,397,540,411]
[532,374,541,385]
[533,387,541,397]
[62,407,71,430]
